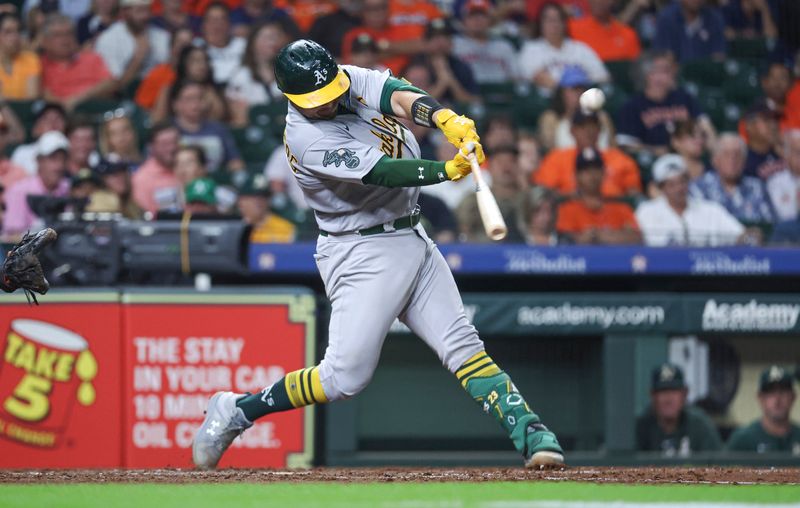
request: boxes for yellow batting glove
[444,146,472,181]
[463,135,485,165]
[434,109,480,149]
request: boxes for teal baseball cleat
[524,422,565,468]
[192,391,253,470]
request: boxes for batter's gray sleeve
[341,65,391,112]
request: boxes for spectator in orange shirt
[0,12,41,100]
[135,27,194,111]
[388,0,441,39]
[556,146,641,244]
[278,0,336,34]
[569,0,642,62]
[41,14,115,110]
[534,108,642,198]
[341,0,425,75]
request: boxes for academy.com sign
[702,299,800,332]
[517,303,666,329]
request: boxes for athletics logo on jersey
[314,68,328,85]
[323,148,360,169]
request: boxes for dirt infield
[0,467,798,485]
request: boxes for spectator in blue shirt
[654,0,727,62]
[690,133,776,223]
[722,0,778,40]
[169,80,244,174]
[742,99,784,181]
[615,50,716,157]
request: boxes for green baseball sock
[456,351,541,454]
[236,366,328,421]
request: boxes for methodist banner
[121,289,316,469]
[0,291,122,467]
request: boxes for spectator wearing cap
[722,0,777,41]
[727,365,800,454]
[521,186,564,245]
[615,50,715,157]
[534,108,641,198]
[200,2,246,85]
[184,177,220,216]
[636,363,723,456]
[69,166,106,210]
[555,147,641,245]
[456,145,527,242]
[341,0,425,75]
[230,0,297,39]
[11,102,68,175]
[519,2,608,92]
[669,119,709,183]
[41,14,115,111]
[410,18,478,105]
[636,154,749,246]
[2,131,70,239]
[569,0,642,62]
[452,0,519,85]
[307,0,361,58]
[237,172,295,243]
[132,122,181,214]
[742,99,784,181]
[653,0,726,63]
[690,133,776,224]
[66,118,100,176]
[170,80,244,174]
[537,66,614,152]
[226,20,292,126]
[345,33,385,71]
[0,12,41,100]
[766,129,800,222]
[94,157,142,219]
[95,0,170,90]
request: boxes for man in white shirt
[200,2,246,84]
[94,0,169,90]
[451,0,518,85]
[636,154,747,246]
[767,129,800,222]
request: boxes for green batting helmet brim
[284,69,350,109]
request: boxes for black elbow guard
[411,95,444,128]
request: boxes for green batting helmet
[275,39,351,108]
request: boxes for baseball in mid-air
[579,88,606,112]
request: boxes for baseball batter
[193,40,563,469]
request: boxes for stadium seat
[512,88,549,129]
[598,83,630,116]
[7,100,37,142]
[693,86,731,131]
[728,37,769,61]
[232,126,280,165]
[604,60,636,94]
[722,60,761,107]
[680,59,726,87]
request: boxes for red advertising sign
[122,292,316,468]
[0,293,123,467]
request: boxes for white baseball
[579,88,606,112]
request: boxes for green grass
[1,482,799,508]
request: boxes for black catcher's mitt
[1,228,57,305]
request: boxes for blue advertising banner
[249,243,800,276]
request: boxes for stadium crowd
[0,0,798,246]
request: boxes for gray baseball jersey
[283,65,422,233]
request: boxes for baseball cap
[350,33,377,54]
[651,154,688,183]
[464,0,491,15]
[758,365,794,393]
[575,146,603,171]
[94,158,130,177]
[426,18,455,38]
[70,167,97,187]
[36,131,70,157]
[185,178,217,205]
[559,66,591,89]
[744,98,780,121]
[238,172,271,198]
[651,363,687,392]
